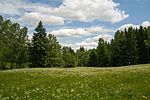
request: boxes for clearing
[0,64,150,100]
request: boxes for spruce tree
[87,49,97,67]
[30,21,47,67]
[97,38,108,67]
[125,27,138,65]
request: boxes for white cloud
[51,28,90,37]
[61,34,113,50]
[0,0,128,24]
[0,0,65,26]
[40,0,129,23]
[141,21,150,27]
[18,12,64,26]
[87,27,115,33]
[118,21,150,31]
[50,26,114,50]
[118,24,137,31]
[0,0,23,16]
[0,0,127,50]
[50,26,114,37]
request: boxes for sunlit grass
[0,64,150,100]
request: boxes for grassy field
[0,64,150,100]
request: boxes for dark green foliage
[62,46,77,67]
[76,47,89,66]
[145,27,150,63]
[111,28,138,66]
[87,49,97,67]
[29,21,64,68]
[96,38,109,67]
[29,21,47,67]
[136,26,150,64]
[111,26,150,66]
[0,15,150,69]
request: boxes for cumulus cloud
[0,0,127,50]
[48,0,128,23]
[50,26,114,37]
[18,12,64,26]
[51,28,90,37]
[0,0,65,26]
[50,26,114,49]
[61,34,113,50]
[0,0,128,24]
[77,34,113,48]
[40,0,129,23]
[118,21,150,31]
[87,27,115,33]
[0,0,23,16]
[141,21,150,27]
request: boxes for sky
[0,0,150,50]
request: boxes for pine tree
[30,21,47,67]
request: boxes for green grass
[0,64,150,100]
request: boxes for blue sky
[0,0,150,50]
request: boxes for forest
[0,15,150,69]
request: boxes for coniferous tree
[106,42,111,66]
[145,26,150,63]
[136,26,146,64]
[62,46,77,67]
[30,21,47,67]
[111,30,130,66]
[87,49,97,67]
[1,15,150,69]
[97,38,109,67]
[110,39,115,66]
[125,27,138,65]
[76,47,89,66]
[135,26,150,64]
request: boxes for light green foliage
[45,34,62,67]
[0,64,150,99]
[0,16,28,69]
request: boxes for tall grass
[0,64,150,100]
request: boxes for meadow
[0,64,150,100]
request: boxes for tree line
[0,15,150,69]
